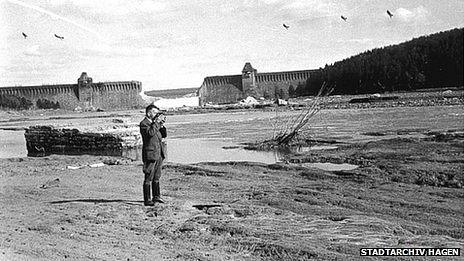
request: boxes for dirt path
[1,133,463,260]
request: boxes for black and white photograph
[0,0,463,260]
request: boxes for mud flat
[1,130,463,260]
[0,103,463,260]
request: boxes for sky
[1,0,463,91]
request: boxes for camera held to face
[154,113,166,124]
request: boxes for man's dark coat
[140,117,165,162]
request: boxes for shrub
[37,98,60,109]
[0,94,33,110]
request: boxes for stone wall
[198,63,316,105]
[199,75,243,105]
[254,71,310,99]
[25,126,141,159]
[255,79,306,100]
[199,83,243,105]
[92,82,143,109]
[0,73,143,110]
[0,84,79,109]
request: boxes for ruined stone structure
[25,125,141,159]
[0,72,143,110]
[198,63,316,105]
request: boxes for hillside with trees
[296,28,463,96]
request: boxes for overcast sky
[1,0,463,91]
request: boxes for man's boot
[143,185,155,206]
[152,181,165,203]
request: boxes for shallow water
[166,138,279,164]
[302,162,359,171]
[0,130,26,158]
[294,145,338,152]
[0,130,280,164]
[1,105,462,164]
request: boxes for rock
[112,119,125,123]
[40,178,60,189]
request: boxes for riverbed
[1,105,463,260]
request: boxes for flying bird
[22,32,28,38]
[54,34,64,40]
[386,10,393,18]
[282,23,290,30]
[341,16,347,21]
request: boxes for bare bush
[267,83,333,147]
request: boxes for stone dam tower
[198,62,316,105]
[0,72,143,110]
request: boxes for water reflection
[0,130,26,158]
[0,131,280,164]
[276,145,338,154]
[166,138,279,164]
[302,162,358,171]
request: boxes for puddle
[192,204,222,210]
[302,162,359,171]
[296,145,338,152]
[275,145,338,155]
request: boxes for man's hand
[159,114,166,123]
[154,114,166,124]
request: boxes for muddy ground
[1,94,463,260]
[1,128,463,260]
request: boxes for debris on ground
[39,178,60,189]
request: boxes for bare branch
[266,83,333,146]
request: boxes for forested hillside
[296,28,463,96]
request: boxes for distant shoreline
[0,89,463,119]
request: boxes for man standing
[140,105,166,206]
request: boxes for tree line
[295,28,463,96]
[0,94,33,110]
[0,94,60,110]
